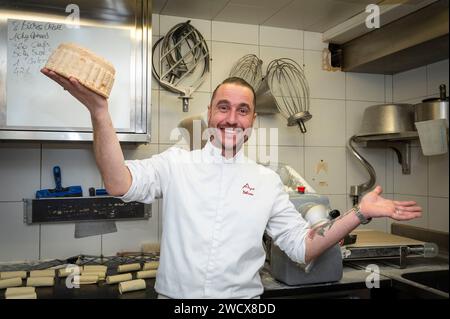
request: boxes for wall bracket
[364,140,412,174]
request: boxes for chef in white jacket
[42,69,422,299]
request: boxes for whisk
[152,20,210,112]
[229,54,263,91]
[266,58,312,133]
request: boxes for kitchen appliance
[275,164,315,194]
[229,54,263,91]
[414,84,449,155]
[348,103,417,204]
[255,58,312,133]
[343,230,439,269]
[269,193,343,286]
[347,136,377,206]
[152,20,210,112]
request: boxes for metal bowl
[357,104,416,137]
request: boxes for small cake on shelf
[45,43,115,98]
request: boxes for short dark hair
[210,77,256,110]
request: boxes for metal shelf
[353,132,419,174]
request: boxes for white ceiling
[152,0,380,32]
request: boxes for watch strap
[353,205,372,225]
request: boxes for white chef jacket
[120,141,310,299]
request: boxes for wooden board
[347,229,425,248]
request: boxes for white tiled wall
[393,66,427,102]
[428,153,449,198]
[0,14,447,262]
[259,114,303,146]
[0,144,41,202]
[426,60,449,96]
[428,197,449,233]
[0,202,40,262]
[392,59,449,233]
[393,147,428,196]
[304,31,328,51]
[346,73,385,102]
[40,223,101,260]
[305,147,347,195]
[159,91,211,144]
[305,99,346,147]
[304,50,346,100]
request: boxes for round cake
[45,43,115,98]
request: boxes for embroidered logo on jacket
[242,183,255,196]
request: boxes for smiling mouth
[222,128,239,136]
[218,127,245,133]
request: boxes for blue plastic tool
[36,166,83,199]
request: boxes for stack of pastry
[136,261,158,279]
[27,269,55,287]
[45,43,115,98]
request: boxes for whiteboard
[6,19,132,130]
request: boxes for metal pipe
[348,135,377,205]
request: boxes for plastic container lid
[415,119,448,156]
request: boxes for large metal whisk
[229,54,263,91]
[152,20,210,112]
[266,58,312,133]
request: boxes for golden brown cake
[45,43,115,98]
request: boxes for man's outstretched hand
[359,186,422,221]
[41,68,108,117]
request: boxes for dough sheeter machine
[341,229,439,269]
[266,165,439,287]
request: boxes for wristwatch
[353,205,372,225]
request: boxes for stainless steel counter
[343,255,449,298]
[261,255,448,299]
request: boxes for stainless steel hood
[332,0,449,74]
